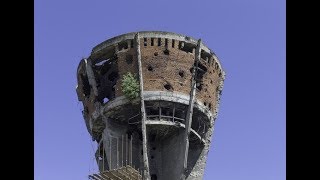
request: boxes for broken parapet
[76,31,225,180]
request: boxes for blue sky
[35,0,286,179]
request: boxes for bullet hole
[179,70,184,78]
[126,54,133,64]
[209,103,212,109]
[163,49,170,55]
[148,65,153,71]
[154,52,158,56]
[204,102,207,106]
[164,83,173,91]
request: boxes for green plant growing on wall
[121,72,140,100]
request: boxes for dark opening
[210,80,213,84]
[118,41,128,50]
[163,49,169,55]
[164,83,173,91]
[204,102,207,106]
[108,72,119,82]
[201,50,211,62]
[165,38,168,47]
[126,54,133,64]
[151,38,154,46]
[154,52,158,56]
[150,134,156,142]
[130,39,134,48]
[179,70,184,78]
[172,39,175,48]
[151,155,154,159]
[151,174,157,180]
[196,83,203,91]
[209,103,212,109]
[80,74,90,97]
[219,72,222,77]
[144,38,147,46]
[148,65,153,71]
[215,62,219,70]
[181,42,195,53]
[141,150,143,155]
[158,38,161,46]
[152,147,156,150]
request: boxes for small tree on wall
[121,72,140,100]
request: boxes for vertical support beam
[135,33,150,180]
[181,39,202,180]
[117,137,119,169]
[84,58,98,97]
[130,135,133,166]
[122,135,124,167]
[109,138,112,170]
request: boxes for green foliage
[121,72,140,100]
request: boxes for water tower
[76,31,225,180]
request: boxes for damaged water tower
[76,31,225,180]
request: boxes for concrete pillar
[135,33,151,180]
[181,39,202,179]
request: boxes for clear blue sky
[35,0,286,179]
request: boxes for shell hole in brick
[163,49,170,55]
[164,83,173,91]
[209,103,212,109]
[154,52,158,56]
[204,102,207,106]
[148,65,153,71]
[126,54,133,64]
[179,70,184,78]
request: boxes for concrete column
[180,39,202,180]
[135,33,151,180]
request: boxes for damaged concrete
[76,31,225,180]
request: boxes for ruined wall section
[141,37,194,95]
[195,54,224,113]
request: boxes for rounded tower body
[76,31,225,180]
